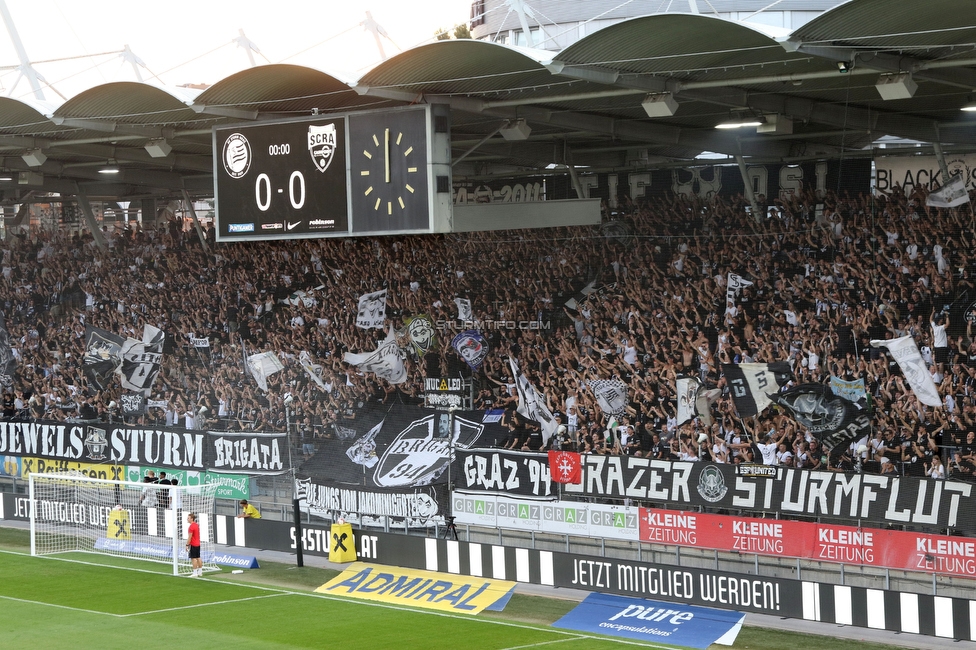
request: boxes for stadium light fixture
[641,92,679,117]
[499,119,531,141]
[875,73,917,100]
[961,101,976,112]
[836,61,850,73]
[716,113,764,129]
[144,138,172,158]
[22,149,46,167]
[98,167,120,175]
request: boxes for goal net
[29,471,219,576]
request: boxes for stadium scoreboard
[213,105,452,241]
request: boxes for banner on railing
[454,451,976,533]
[0,420,288,474]
[640,507,976,579]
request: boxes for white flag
[870,336,942,407]
[587,379,628,416]
[676,377,699,426]
[926,174,970,208]
[343,330,407,384]
[509,357,558,445]
[356,289,387,329]
[454,297,472,321]
[299,350,328,392]
[247,351,284,392]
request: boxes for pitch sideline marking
[0,593,124,618]
[500,638,586,650]
[122,592,288,617]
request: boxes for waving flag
[344,330,407,384]
[356,289,387,329]
[451,330,489,371]
[722,362,792,417]
[775,383,870,459]
[548,450,582,484]
[509,357,558,445]
[870,336,941,407]
[587,379,628,417]
[247,351,284,392]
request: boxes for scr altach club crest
[308,123,337,172]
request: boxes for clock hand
[384,127,390,184]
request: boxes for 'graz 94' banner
[296,404,507,489]
[455,451,976,533]
[0,420,287,475]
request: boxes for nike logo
[287,221,301,231]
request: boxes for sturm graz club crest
[374,413,483,488]
[85,427,108,461]
[308,123,337,172]
[696,465,728,503]
[222,133,251,179]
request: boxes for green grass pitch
[0,526,904,650]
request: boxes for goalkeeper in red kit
[186,512,202,577]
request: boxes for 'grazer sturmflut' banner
[454,450,976,534]
[0,420,287,474]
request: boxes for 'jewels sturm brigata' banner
[0,420,287,474]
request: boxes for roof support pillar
[181,189,211,255]
[735,154,761,223]
[74,189,107,251]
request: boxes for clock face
[349,109,430,233]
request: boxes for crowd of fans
[1,182,975,482]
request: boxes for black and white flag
[454,297,472,321]
[120,325,166,394]
[587,379,628,417]
[676,376,721,426]
[83,326,124,391]
[775,383,870,459]
[722,362,792,417]
[726,273,753,315]
[0,311,17,390]
[299,350,328,392]
[343,329,407,384]
[509,357,558,445]
[247,351,284,392]
[356,289,387,329]
[926,174,969,208]
[870,336,941,407]
[120,391,147,416]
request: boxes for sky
[0,0,475,101]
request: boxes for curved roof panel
[791,0,976,51]
[195,64,374,115]
[54,81,203,125]
[557,13,826,80]
[358,40,564,97]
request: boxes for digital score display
[214,116,349,241]
[214,107,443,242]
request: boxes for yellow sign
[328,522,356,563]
[107,508,131,540]
[20,457,125,482]
[316,562,516,614]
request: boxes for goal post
[28,471,218,576]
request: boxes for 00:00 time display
[254,171,305,211]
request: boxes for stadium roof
[1,0,976,202]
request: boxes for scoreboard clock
[348,108,430,233]
[213,106,450,242]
